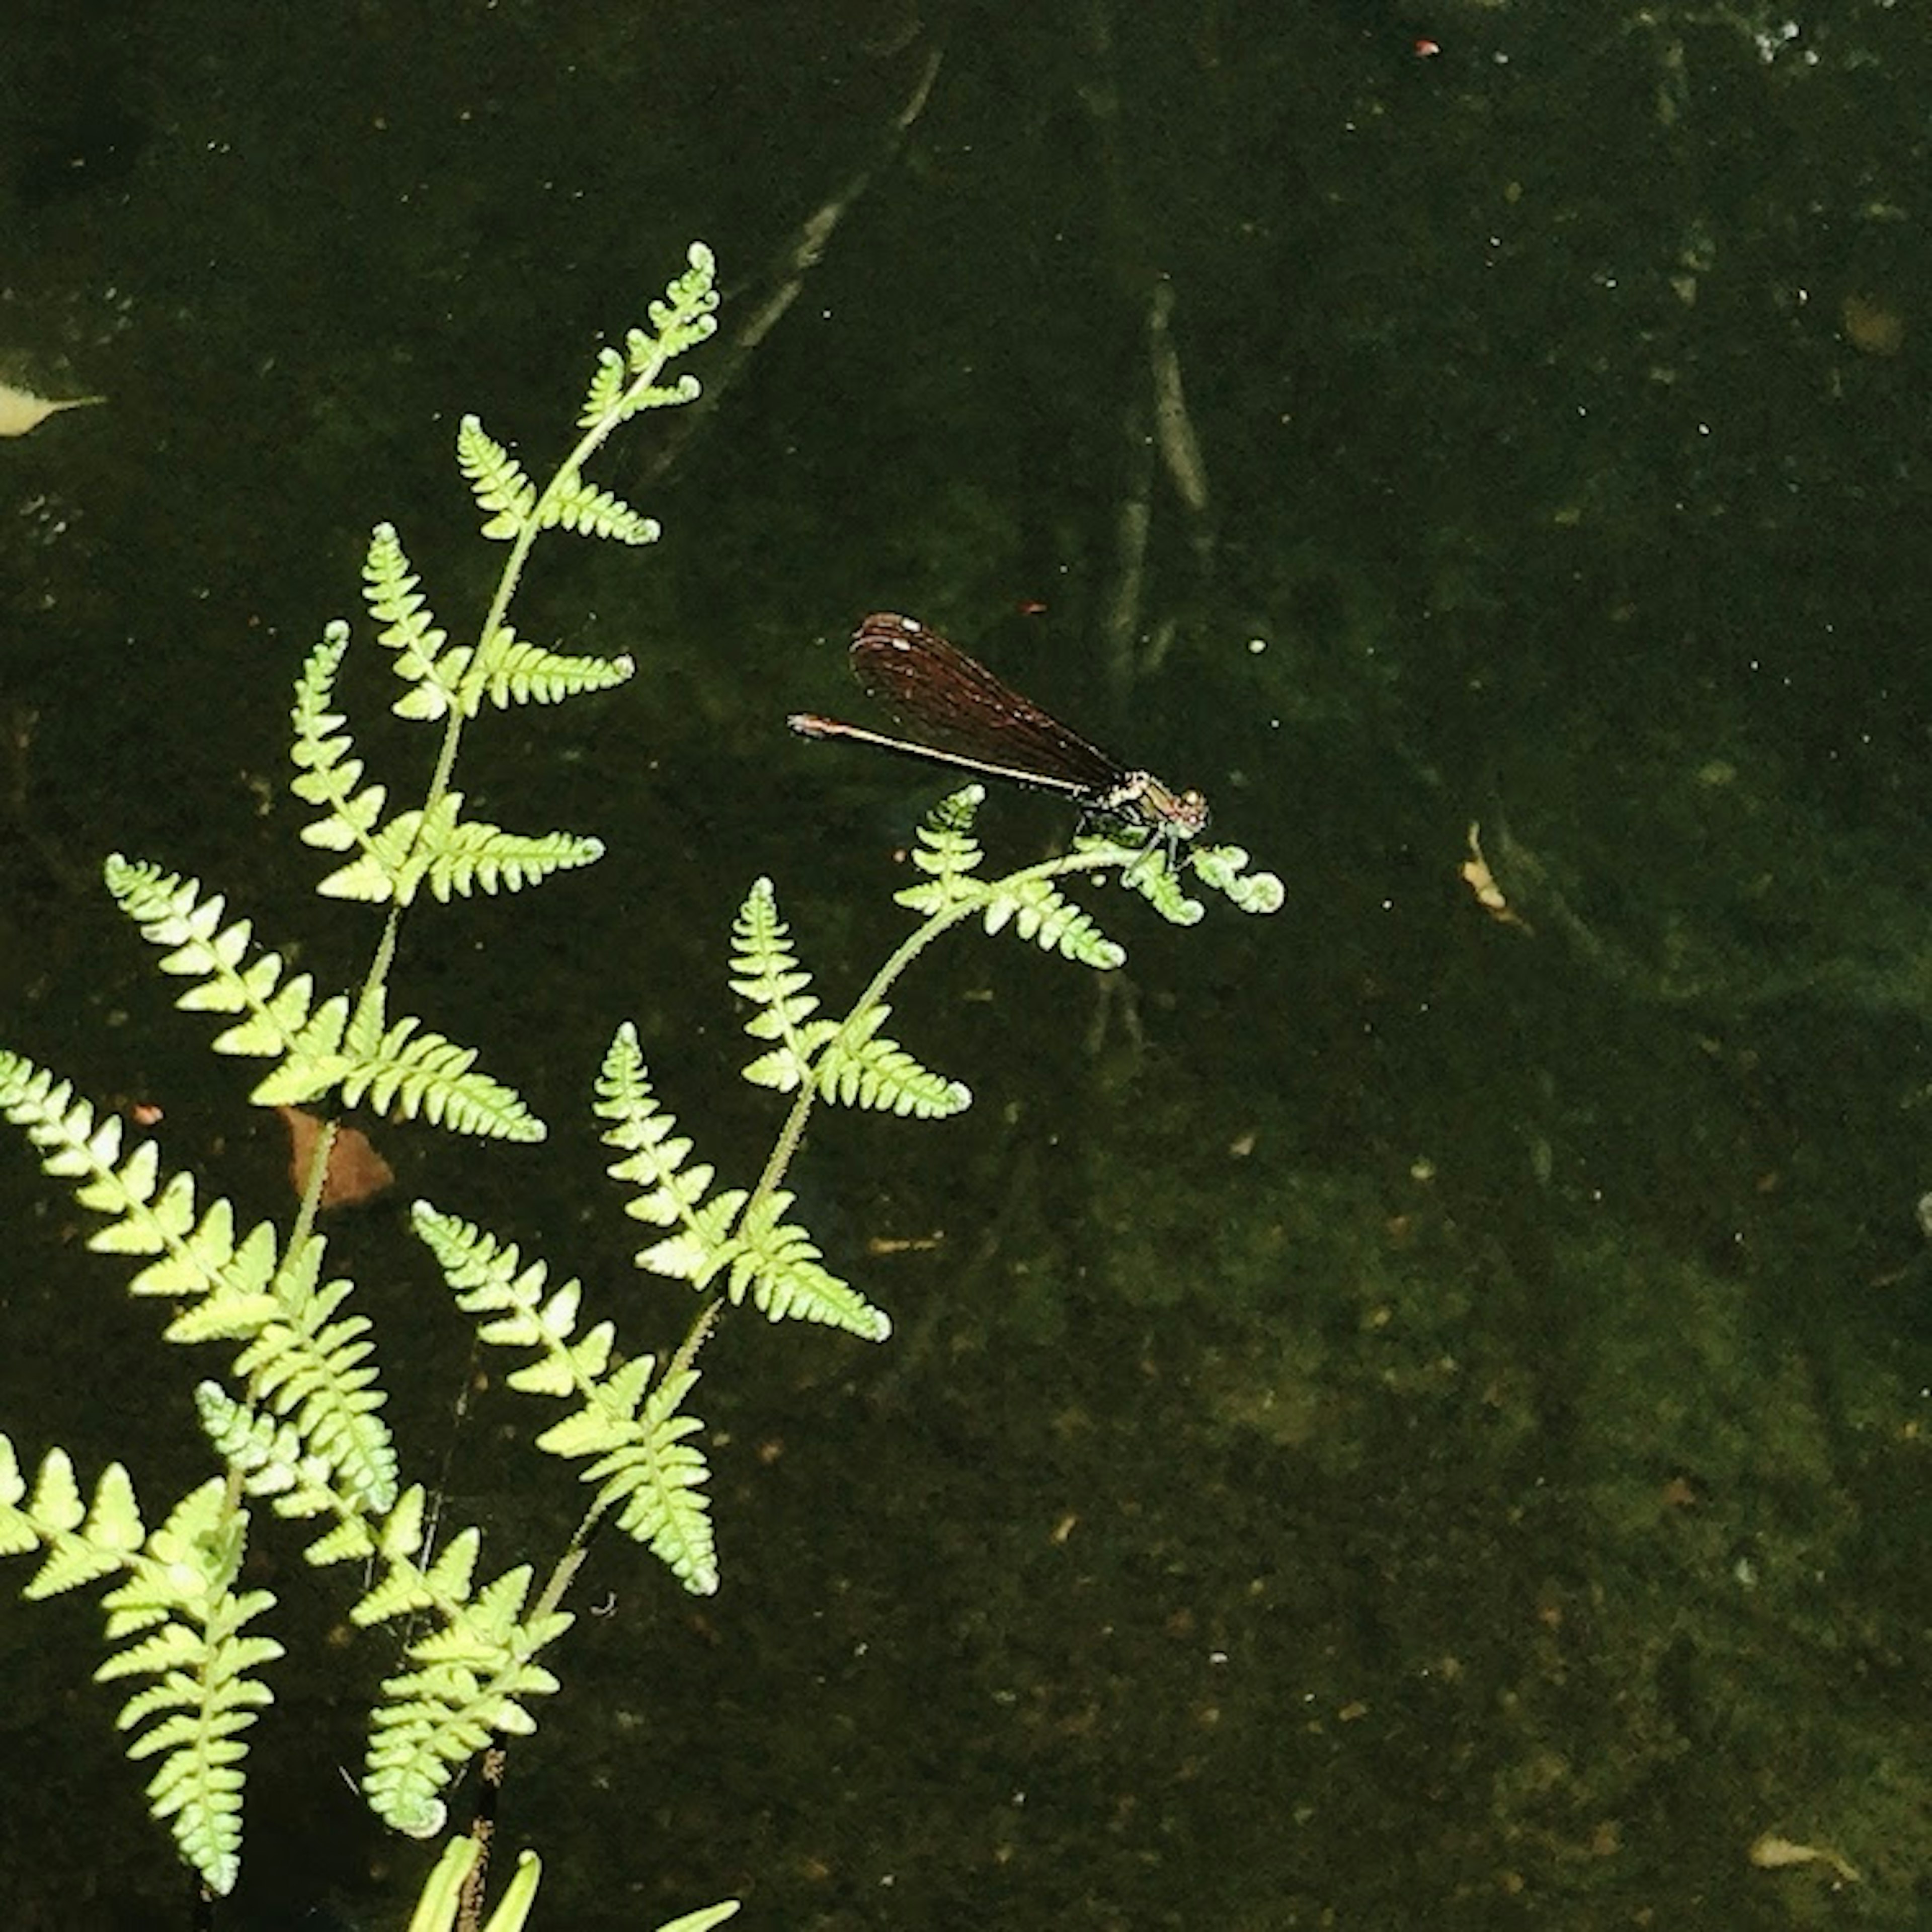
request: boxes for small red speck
[1016,599,1049,616]
[1414,38,1441,57]
[130,1100,164,1126]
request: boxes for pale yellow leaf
[0,381,106,438]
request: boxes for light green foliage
[980,871,1131,966]
[292,574,609,902]
[0,1050,397,1512]
[305,791,605,907]
[0,1444,281,1896]
[891,781,989,909]
[1188,840,1287,915]
[897,788,1128,968]
[0,235,1283,1906]
[353,1487,573,1838]
[736,876,970,1116]
[596,1022,893,1340]
[409,1203,719,1595]
[361,521,637,722]
[577,242,718,433]
[102,860,543,1139]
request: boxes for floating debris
[0,380,106,438]
[277,1105,395,1210]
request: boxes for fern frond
[100,861,540,1138]
[983,871,1128,969]
[105,855,347,1104]
[461,621,635,712]
[353,1506,573,1837]
[0,1055,401,1513]
[0,1448,282,1897]
[892,785,990,915]
[0,1046,278,1329]
[1089,835,1204,928]
[456,414,539,540]
[406,1199,721,1594]
[1186,841,1287,916]
[290,625,393,851]
[223,1232,398,1513]
[313,789,603,906]
[596,1023,747,1287]
[545,1359,716,1593]
[329,994,543,1142]
[195,1385,378,1564]
[98,1481,281,1897]
[812,1002,970,1117]
[363,523,474,721]
[731,877,837,1094]
[578,243,719,431]
[536,468,659,545]
[580,349,704,429]
[725,1191,891,1341]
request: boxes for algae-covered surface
[2,2,1929,1926]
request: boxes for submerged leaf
[0,382,105,437]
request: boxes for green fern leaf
[1184,841,1287,916]
[0,1047,274,1324]
[578,243,719,431]
[594,1025,754,1284]
[456,414,539,540]
[580,347,629,427]
[725,1191,890,1341]
[893,785,990,915]
[314,789,603,905]
[461,621,635,712]
[363,522,474,720]
[0,1461,282,1897]
[224,1233,398,1513]
[320,1001,540,1143]
[812,1003,970,1117]
[289,625,393,849]
[537,467,660,545]
[983,872,1128,969]
[636,1189,747,1285]
[731,877,839,1092]
[549,1360,718,1594]
[98,863,538,1136]
[102,857,349,1106]
[355,1525,573,1838]
[195,1385,377,1562]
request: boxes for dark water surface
[3,3,1929,1927]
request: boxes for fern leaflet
[351,1492,573,1838]
[731,876,837,1094]
[456,414,538,540]
[0,1049,402,1511]
[596,1022,743,1271]
[461,621,635,712]
[982,871,1128,968]
[101,862,542,1140]
[725,1190,890,1339]
[312,789,604,906]
[892,784,990,915]
[290,626,393,851]
[812,1001,970,1117]
[536,467,659,544]
[0,1444,282,1897]
[578,242,719,430]
[409,1202,718,1594]
[1186,840,1288,916]
[361,522,474,720]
